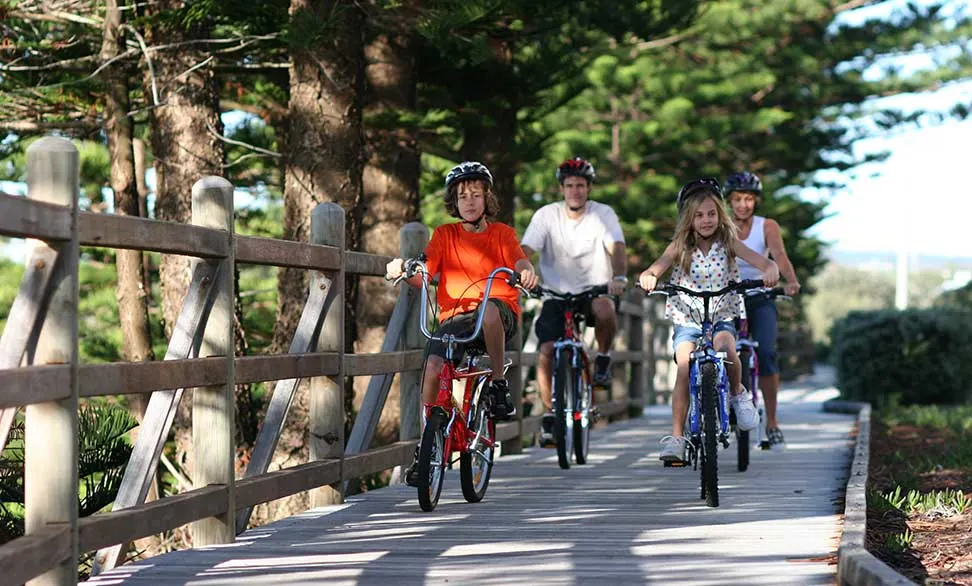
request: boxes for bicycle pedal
[663,460,688,468]
[759,441,771,450]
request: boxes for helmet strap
[462,213,486,230]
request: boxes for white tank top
[737,215,767,280]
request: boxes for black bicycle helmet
[676,177,723,212]
[724,171,762,195]
[444,161,493,191]
[556,156,596,183]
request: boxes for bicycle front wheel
[461,379,495,503]
[701,362,720,507]
[417,410,447,512]
[553,349,574,470]
[573,365,592,465]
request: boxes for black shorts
[426,299,518,364]
[535,295,616,345]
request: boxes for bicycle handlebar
[639,279,767,299]
[530,283,610,300]
[389,255,535,345]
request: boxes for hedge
[831,308,972,407]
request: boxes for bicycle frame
[686,319,732,447]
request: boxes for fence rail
[0,137,813,585]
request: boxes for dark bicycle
[643,279,766,507]
[736,287,790,465]
[534,285,608,469]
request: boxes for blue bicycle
[644,279,766,507]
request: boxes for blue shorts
[672,321,737,352]
[744,295,778,375]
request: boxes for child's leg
[482,301,506,380]
[422,355,444,404]
[714,330,741,395]
[672,342,695,437]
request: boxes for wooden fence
[0,137,812,585]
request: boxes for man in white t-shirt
[521,157,627,447]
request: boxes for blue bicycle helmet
[724,171,762,195]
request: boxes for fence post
[628,293,645,418]
[310,203,345,507]
[505,325,524,455]
[398,222,428,444]
[190,176,236,547]
[24,136,79,586]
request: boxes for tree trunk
[141,5,224,483]
[354,32,420,446]
[143,6,225,338]
[101,0,156,391]
[461,107,518,225]
[267,0,365,502]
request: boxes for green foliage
[0,403,137,545]
[832,308,972,406]
[936,280,972,311]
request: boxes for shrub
[831,308,972,407]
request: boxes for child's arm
[733,241,780,287]
[384,258,430,289]
[638,241,677,291]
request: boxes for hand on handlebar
[762,261,780,288]
[518,268,540,291]
[384,257,404,281]
[783,281,801,296]
[607,279,626,296]
[638,269,658,292]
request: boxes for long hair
[444,178,501,220]
[672,190,740,274]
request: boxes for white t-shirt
[737,215,768,280]
[521,201,624,294]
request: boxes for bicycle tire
[701,361,720,507]
[417,410,447,512]
[736,347,752,472]
[460,379,495,503]
[573,365,591,465]
[553,349,574,470]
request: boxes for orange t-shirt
[425,222,527,322]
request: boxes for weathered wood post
[628,293,645,418]
[24,136,80,586]
[191,176,236,546]
[399,222,428,444]
[310,203,345,507]
[505,324,525,455]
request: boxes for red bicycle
[392,257,530,511]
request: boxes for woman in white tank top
[725,171,802,448]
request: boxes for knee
[424,356,443,377]
[483,303,501,327]
[539,341,554,358]
[592,298,616,323]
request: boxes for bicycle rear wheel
[573,365,592,465]
[461,379,495,503]
[417,410,447,512]
[700,362,720,507]
[736,347,752,472]
[553,350,574,470]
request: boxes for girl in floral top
[638,178,779,463]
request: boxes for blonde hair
[672,190,740,273]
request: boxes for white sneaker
[659,435,688,462]
[731,390,760,431]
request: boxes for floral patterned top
[666,242,746,326]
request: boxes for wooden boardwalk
[86,370,852,585]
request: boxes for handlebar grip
[737,279,765,290]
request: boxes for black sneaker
[490,379,516,420]
[404,447,420,487]
[539,412,556,448]
[593,353,612,387]
[767,427,785,447]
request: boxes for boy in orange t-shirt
[386,162,539,485]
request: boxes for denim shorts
[672,321,737,351]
